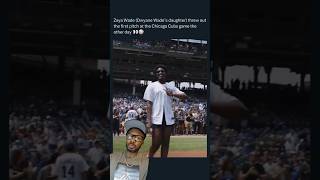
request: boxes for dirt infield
[153,150,207,158]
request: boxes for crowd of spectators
[112,88,207,136]
[9,97,111,180]
[210,82,311,180]
[113,39,208,56]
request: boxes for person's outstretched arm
[166,87,187,100]
[210,82,248,119]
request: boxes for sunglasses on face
[126,134,144,142]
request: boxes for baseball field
[113,135,207,157]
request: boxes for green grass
[113,135,207,153]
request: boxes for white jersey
[86,147,104,166]
[126,110,138,121]
[143,81,184,125]
[52,153,89,180]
